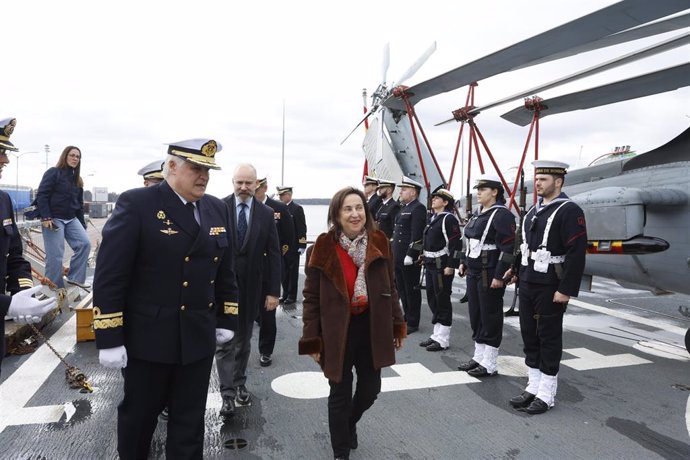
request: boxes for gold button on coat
[184,256,190,262]
[183,281,189,287]
[213,256,219,262]
[180,305,186,311]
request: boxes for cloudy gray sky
[4,0,690,199]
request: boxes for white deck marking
[686,395,690,438]
[0,315,76,433]
[561,348,651,371]
[568,298,687,336]
[271,363,481,400]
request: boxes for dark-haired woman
[458,174,516,377]
[36,146,91,289]
[299,187,406,460]
[419,188,462,351]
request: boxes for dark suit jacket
[265,197,294,256]
[367,193,383,218]
[224,195,281,307]
[0,191,33,371]
[93,181,239,365]
[287,201,307,251]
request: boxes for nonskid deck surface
[1,275,689,459]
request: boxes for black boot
[509,391,535,408]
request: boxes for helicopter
[343,0,690,352]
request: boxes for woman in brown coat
[299,187,406,460]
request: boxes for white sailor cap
[473,173,503,191]
[166,138,222,170]
[363,175,379,186]
[431,188,454,202]
[377,179,396,189]
[257,177,268,188]
[276,185,293,195]
[532,160,569,175]
[137,160,165,180]
[398,176,423,189]
[0,118,18,152]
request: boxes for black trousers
[518,281,565,375]
[117,355,213,460]
[395,262,422,328]
[328,311,381,459]
[258,305,277,356]
[466,273,506,348]
[281,251,299,301]
[424,265,454,326]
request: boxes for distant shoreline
[291,198,330,205]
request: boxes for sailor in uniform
[374,179,399,239]
[392,176,427,333]
[508,160,587,414]
[277,186,307,306]
[0,117,56,373]
[457,174,516,376]
[137,159,165,187]
[254,177,294,367]
[418,188,462,351]
[94,139,239,458]
[363,175,382,217]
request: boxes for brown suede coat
[298,229,406,383]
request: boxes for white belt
[423,248,449,258]
[529,252,566,264]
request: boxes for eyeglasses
[68,154,81,159]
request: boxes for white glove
[298,248,306,255]
[99,345,128,369]
[7,285,56,324]
[404,255,414,266]
[216,328,235,344]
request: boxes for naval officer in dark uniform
[94,139,239,459]
[392,176,427,333]
[418,188,462,351]
[457,174,516,376]
[278,186,307,305]
[0,117,56,373]
[216,164,281,418]
[374,179,399,239]
[254,176,294,367]
[508,160,587,414]
[363,175,382,217]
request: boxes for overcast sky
[4,0,690,199]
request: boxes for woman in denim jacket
[36,145,91,289]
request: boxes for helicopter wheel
[685,328,690,355]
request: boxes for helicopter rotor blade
[341,110,376,145]
[501,61,690,126]
[435,30,690,125]
[384,0,690,110]
[394,41,437,87]
[382,43,390,85]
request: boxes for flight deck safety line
[687,396,690,438]
[0,315,76,433]
[567,298,687,336]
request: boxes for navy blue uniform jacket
[392,199,427,263]
[461,205,516,280]
[265,196,294,257]
[518,193,587,296]
[287,201,307,251]
[93,182,239,365]
[0,191,34,370]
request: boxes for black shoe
[350,426,358,450]
[509,391,536,409]
[419,338,435,347]
[426,340,448,352]
[467,365,497,378]
[160,407,169,420]
[334,457,349,460]
[406,326,418,334]
[260,354,272,367]
[219,397,235,418]
[64,277,92,290]
[235,385,251,405]
[457,359,480,372]
[525,397,550,414]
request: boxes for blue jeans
[42,218,91,288]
